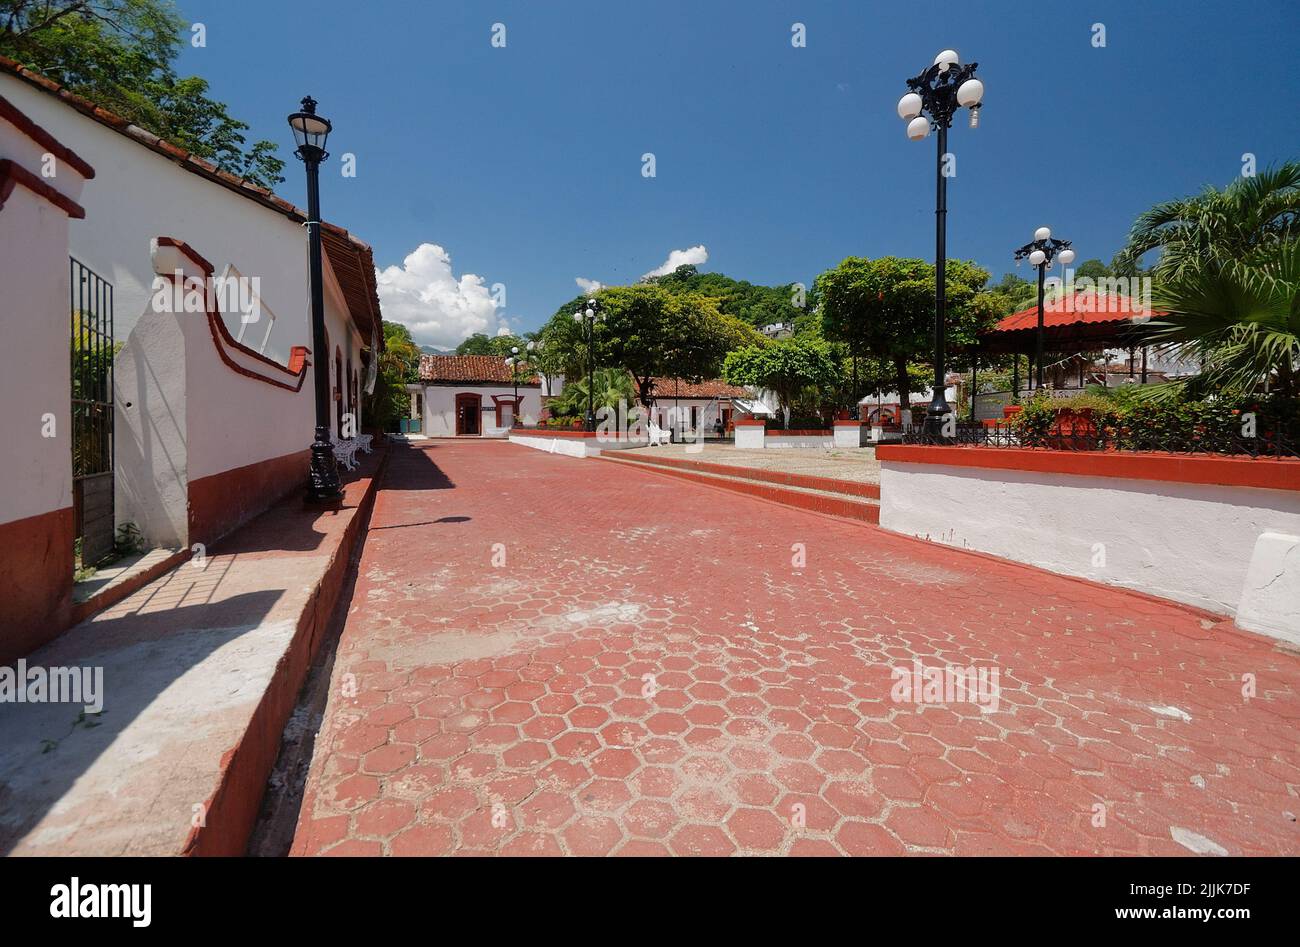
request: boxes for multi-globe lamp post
[896,49,984,440]
[1014,228,1076,390]
[287,96,342,501]
[572,298,603,431]
[503,341,535,427]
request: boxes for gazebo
[968,291,1172,417]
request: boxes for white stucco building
[410,355,542,437]
[0,56,383,659]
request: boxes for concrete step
[600,451,880,524]
[0,448,389,856]
[606,447,881,499]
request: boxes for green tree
[1149,241,1299,398]
[364,322,419,431]
[1116,161,1300,278]
[650,264,806,329]
[546,367,636,421]
[1,0,285,188]
[541,284,762,410]
[722,337,843,429]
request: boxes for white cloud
[375,243,506,348]
[641,244,708,280]
[575,277,603,295]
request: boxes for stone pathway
[291,440,1300,856]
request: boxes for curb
[180,447,390,856]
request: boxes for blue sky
[177,0,1300,348]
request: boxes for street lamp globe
[573,310,582,322]
[906,116,930,140]
[934,49,959,71]
[897,92,923,120]
[1034,226,1052,242]
[1058,248,1076,265]
[956,78,984,107]
[1029,249,1047,266]
[287,97,331,155]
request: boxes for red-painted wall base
[0,506,74,664]
[187,449,310,547]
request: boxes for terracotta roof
[0,55,381,346]
[648,377,750,399]
[419,354,538,385]
[991,292,1166,333]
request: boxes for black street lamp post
[572,298,602,431]
[897,50,984,441]
[504,341,534,427]
[1014,227,1076,390]
[288,96,341,502]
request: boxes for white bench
[356,433,374,454]
[647,421,671,447]
[331,436,360,471]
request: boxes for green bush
[1011,389,1299,452]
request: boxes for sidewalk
[0,447,387,856]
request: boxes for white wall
[422,385,542,437]
[2,74,368,534]
[1,75,312,363]
[0,107,88,527]
[879,460,1300,627]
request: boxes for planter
[1045,407,1098,450]
[1003,405,1023,419]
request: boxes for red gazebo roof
[978,292,1169,354]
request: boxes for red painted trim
[766,429,833,437]
[491,394,523,428]
[183,448,388,856]
[0,506,74,664]
[734,419,765,427]
[875,445,1300,492]
[188,448,311,546]
[155,237,309,390]
[0,94,95,177]
[513,430,649,441]
[0,158,85,217]
[833,420,866,427]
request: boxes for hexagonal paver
[291,441,1300,859]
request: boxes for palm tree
[1150,241,1299,398]
[547,367,638,421]
[1116,161,1300,277]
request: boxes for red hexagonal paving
[290,441,1300,856]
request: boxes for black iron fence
[71,258,115,565]
[902,420,1298,458]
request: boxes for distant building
[409,355,542,437]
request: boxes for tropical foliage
[545,367,637,422]
[1,0,285,187]
[1118,161,1300,398]
[365,322,419,432]
[722,337,842,428]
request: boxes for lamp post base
[923,398,954,444]
[305,434,342,503]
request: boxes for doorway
[455,393,481,435]
[70,258,115,566]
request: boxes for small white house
[645,377,768,437]
[410,355,542,437]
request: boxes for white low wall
[879,458,1300,643]
[509,433,596,458]
[508,433,648,457]
[734,425,764,449]
[833,424,868,448]
[766,434,835,449]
